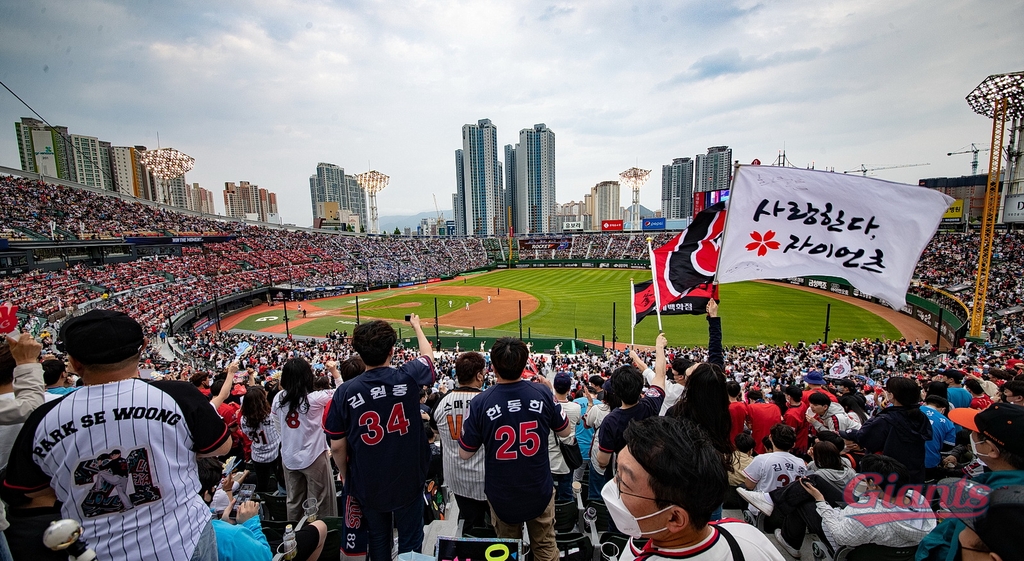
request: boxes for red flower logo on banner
[745,231,780,257]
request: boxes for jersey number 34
[358,403,411,445]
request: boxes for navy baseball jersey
[1,379,229,561]
[597,386,664,456]
[459,380,568,524]
[324,355,435,512]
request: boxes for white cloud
[0,0,1020,225]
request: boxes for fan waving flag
[633,281,718,325]
[717,166,953,309]
[649,202,727,309]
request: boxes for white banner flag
[718,166,953,309]
[826,356,852,379]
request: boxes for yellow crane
[964,71,1024,338]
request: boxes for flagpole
[713,162,742,287]
[646,237,663,332]
[630,278,636,346]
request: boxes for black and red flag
[633,201,726,326]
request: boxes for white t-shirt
[0,394,23,470]
[643,368,683,415]
[617,521,785,561]
[272,389,334,470]
[742,451,806,513]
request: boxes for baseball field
[224,269,907,346]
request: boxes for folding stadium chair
[554,500,579,533]
[258,492,290,522]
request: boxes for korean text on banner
[717,166,953,309]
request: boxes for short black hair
[624,416,726,529]
[490,338,528,381]
[964,378,984,396]
[726,381,741,398]
[785,385,803,402]
[808,392,831,407]
[455,352,486,385]
[197,457,223,498]
[1002,380,1024,397]
[734,433,755,454]
[42,359,66,386]
[611,365,645,406]
[924,394,949,410]
[815,430,845,451]
[747,389,764,401]
[352,320,397,366]
[769,423,796,451]
[671,358,695,377]
[886,377,921,406]
[858,454,910,498]
[338,356,365,382]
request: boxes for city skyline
[0,1,1019,226]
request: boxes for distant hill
[377,210,452,233]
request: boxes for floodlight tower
[138,148,195,204]
[356,170,389,234]
[619,167,651,231]
[964,71,1024,338]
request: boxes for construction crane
[432,194,444,235]
[842,163,930,176]
[947,143,990,175]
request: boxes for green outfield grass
[459,269,901,346]
[232,269,901,346]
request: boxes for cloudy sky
[0,0,1020,226]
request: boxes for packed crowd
[2,302,1023,561]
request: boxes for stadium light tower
[356,170,389,234]
[964,71,1024,338]
[138,148,195,204]
[619,167,651,231]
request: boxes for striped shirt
[433,387,486,501]
[240,414,281,464]
[1,379,229,561]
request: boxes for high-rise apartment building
[459,119,502,236]
[695,146,732,193]
[223,181,278,221]
[15,117,76,180]
[454,150,466,236]
[590,181,620,224]
[514,124,557,234]
[110,146,153,198]
[661,157,694,219]
[504,144,518,233]
[70,134,111,191]
[309,162,367,228]
[187,183,216,214]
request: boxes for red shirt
[801,388,838,407]
[728,401,750,444]
[971,395,993,410]
[783,404,810,455]
[748,402,782,454]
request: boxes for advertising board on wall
[641,217,666,230]
[1004,194,1024,223]
[600,219,623,231]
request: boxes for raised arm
[0,333,44,424]
[651,333,667,391]
[706,299,724,369]
[408,314,432,358]
[210,361,237,409]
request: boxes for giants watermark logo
[841,473,991,526]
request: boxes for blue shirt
[212,516,272,561]
[573,397,597,457]
[459,380,569,524]
[920,405,957,468]
[324,356,435,511]
[947,387,972,409]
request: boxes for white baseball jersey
[240,413,282,464]
[617,521,785,561]
[272,389,334,470]
[433,387,486,501]
[2,379,229,561]
[742,451,807,513]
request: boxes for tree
[393,227,402,236]
[360,225,365,233]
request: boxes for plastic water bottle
[282,524,297,560]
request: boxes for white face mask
[970,436,991,467]
[601,479,672,538]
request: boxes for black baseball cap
[57,310,145,365]
[962,486,1024,561]
[949,403,1024,456]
